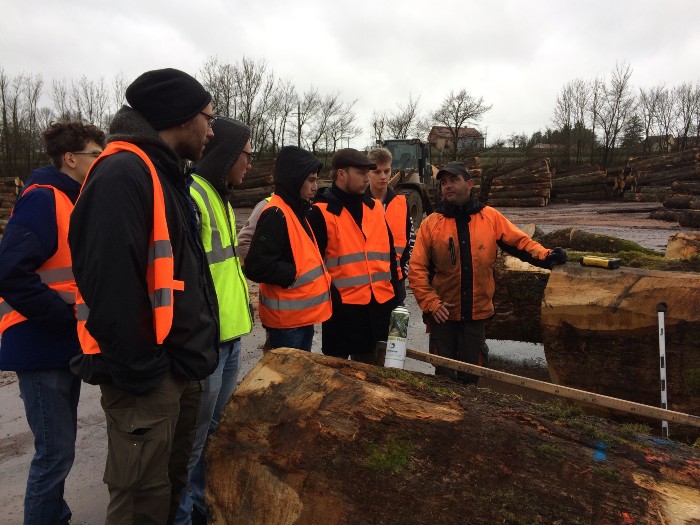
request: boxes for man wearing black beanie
[69,68,220,524]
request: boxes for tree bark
[487,197,547,207]
[542,264,700,416]
[205,349,700,525]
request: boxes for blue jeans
[175,339,241,524]
[17,368,81,525]
[267,325,314,351]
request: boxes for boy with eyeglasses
[0,120,104,525]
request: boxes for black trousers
[429,319,489,384]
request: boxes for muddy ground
[0,201,695,524]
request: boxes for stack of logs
[229,158,274,208]
[484,157,552,207]
[0,177,22,239]
[462,156,482,197]
[550,163,609,201]
[622,148,700,203]
[652,180,700,227]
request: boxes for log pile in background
[0,177,21,239]
[461,156,482,198]
[649,167,700,228]
[229,159,275,208]
[550,163,609,202]
[483,157,552,207]
[622,148,700,203]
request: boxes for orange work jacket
[384,195,408,279]
[315,200,394,305]
[75,141,184,354]
[0,185,77,332]
[258,195,332,328]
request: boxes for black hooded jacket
[192,116,250,200]
[244,146,322,287]
[68,105,219,394]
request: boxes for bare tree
[327,99,360,152]
[655,87,676,152]
[588,77,604,162]
[553,82,574,164]
[433,89,492,160]
[267,78,296,154]
[595,63,636,167]
[638,85,662,154]
[386,94,421,139]
[674,82,700,151]
[308,92,343,153]
[369,110,387,144]
[572,79,592,162]
[294,88,320,148]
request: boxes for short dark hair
[43,121,106,169]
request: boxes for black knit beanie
[125,68,212,130]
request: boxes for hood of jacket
[108,105,185,185]
[22,165,82,202]
[193,117,250,198]
[274,146,323,210]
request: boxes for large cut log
[542,264,700,416]
[0,176,21,188]
[665,233,700,259]
[672,180,700,195]
[538,228,658,255]
[664,195,699,210]
[206,349,700,525]
[236,174,274,190]
[679,209,700,228]
[489,181,552,192]
[490,172,551,186]
[551,189,608,201]
[487,254,549,343]
[551,173,607,189]
[485,188,551,199]
[488,196,547,207]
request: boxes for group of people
[0,67,566,525]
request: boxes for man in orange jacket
[408,161,567,383]
[308,148,398,362]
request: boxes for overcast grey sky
[2,0,698,147]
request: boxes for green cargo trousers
[100,369,202,525]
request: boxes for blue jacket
[0,166,82,371]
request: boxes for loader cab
[378,138,439,227]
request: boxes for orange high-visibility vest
[315,199,394,305]
[384,195,408,279]
[75,141,184,354]
[0,185,77,333]
[258,195,332,328]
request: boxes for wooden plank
[402,348,700,428]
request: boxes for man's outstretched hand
[545,247,568,267]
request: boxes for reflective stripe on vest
[315,199,394,305]
[189,174,252,340]
[0,184,77,333]
[75,142,183,354]
[258,195,332,328]
[385,195,409,279]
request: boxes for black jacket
[307,185,398,357]
[244,146,322,288]
[69,106,219,394]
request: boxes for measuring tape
[657,302,669,437]
[399,347,700,428]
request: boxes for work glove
[545,247,568,267]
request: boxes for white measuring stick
[657,302,669,438]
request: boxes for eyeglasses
[241,151,256,164]
[199,111,217,128]
[72,150,102,158]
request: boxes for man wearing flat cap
[408,161,567,384]
[308,148,398,361]
[69,68,219,524]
